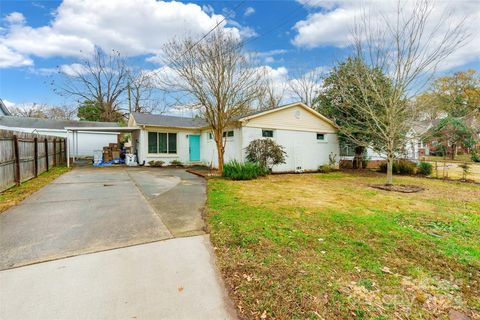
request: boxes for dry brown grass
[0,166,70,214]
[207,171,480,319]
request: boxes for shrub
[397,160,416,175]
[245,139,286,170]
[339,160,353,169]
[362,157,370,169]
[378,159,416,175]
[379,161,396,173]
[459,162,471,181]
[318,164,332,173]
[328,152,337,167]
[148,160,164,167]
[417,161,433,176]
[170,160,183,167]
[223,160,266,180]
[471,151,480,163]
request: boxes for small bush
[148,160,164,167]
[379,161,396,173]
[170,160,183,167]
[223,160,266,180]
[361,156,370,169]
[378,160,416,175]
[245,139,286,170]
[318,164,332,173]
[339,160,353,169]
[417,162,433,175]
[471,151,480,163]
[398,160,416,175]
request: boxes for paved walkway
[0,167,235,319]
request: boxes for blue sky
[1,0,479,112]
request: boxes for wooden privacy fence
[0,129,66,192]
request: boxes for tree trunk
[386,152,394,185]
[353,146,365,169]
[451,143,456,160]
[215,137,225,173]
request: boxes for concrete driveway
[0,167,235,319]
[0,167,206,270]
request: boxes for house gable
[240,103,337,133]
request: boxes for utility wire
[241,0,311,47]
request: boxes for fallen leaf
[260,310,267,319]
[381,266,393,274]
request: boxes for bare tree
[127,68,162,114]
[53,47,129,122]
[10,103,76,120]
[331,0,467,185]
[161,30,265,172]
[10,103,47,118]
[288,67,324,108]
[258,74,286,110]
[45,105,77,120]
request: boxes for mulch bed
[370,184,425,193]
[186,168,220,178]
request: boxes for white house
[0,116,120,157]
[128,102,340,172]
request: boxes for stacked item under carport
[102,143,120,162]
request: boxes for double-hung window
[148,132,177,154]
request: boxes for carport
[65,126,140,167]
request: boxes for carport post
[66,130,70,168]
[72,130,75,163]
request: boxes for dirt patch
[370,184,425,193]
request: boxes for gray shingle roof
[0,99,11,116]
[0,116,119,130]
[131,112,208,128]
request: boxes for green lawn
[207,172,480,319]
[0,166,70,214]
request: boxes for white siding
[138,127,202,165]
[0,126,118,157]
[240,127,339,172]
[200,128,243,168]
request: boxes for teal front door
[189,135,200,161]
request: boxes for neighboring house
[128,102,340,172]
[0,99,11,116]
[0,116,119,157]
[404,119,439,159]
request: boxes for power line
[159,0,246,72]
[241,0,311,47]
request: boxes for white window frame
[147,131,178,155]
[262,129,274,138]
[222,130,234,138]
[316,133,327,142]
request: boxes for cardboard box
[111,150,120,159]
[109,143,119,150]
[103,146,110,152]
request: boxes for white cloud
[59,63,88,76]
[292,1,480,70]
[249,49,288,64]
[0,43,32,68]
[244,7,255,17]
[238,26,257,39]
[4,12,26,25]
[0,0,250,68]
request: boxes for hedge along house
[128,102,340,172]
